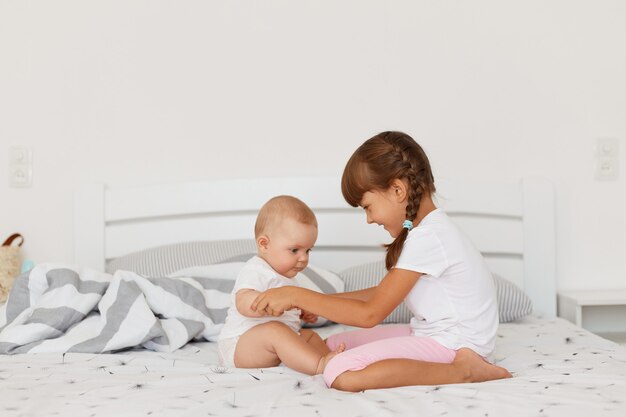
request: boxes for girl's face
[359,185,408,238]
[258,218,318,278]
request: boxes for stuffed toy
[0,233,24,302]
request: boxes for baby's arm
[236,289,269,317]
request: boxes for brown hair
[341,131,435,270]
[255,195,318,238]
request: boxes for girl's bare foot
[453,348,512,382]
[315,343,346,374]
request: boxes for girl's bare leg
[235,322,342,375]
[331,348,512,392]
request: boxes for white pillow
[340,260,533,323]
[169,257,344,327]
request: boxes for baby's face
[261,218,318,278]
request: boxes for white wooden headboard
[74,176,556,317]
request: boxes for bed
[1,176,625,416]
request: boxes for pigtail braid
[384,164,423,270]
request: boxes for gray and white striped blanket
[0,264,222,354]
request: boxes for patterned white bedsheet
[1,316,625,417]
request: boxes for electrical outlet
[8,146,33,188]
[9,146,32,165]
[9,166,32,187]
[594,138,619,181]
[595,138,619,158]
[595,157,619,181]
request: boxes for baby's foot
[315,343,346,374]
[453,348,512,383]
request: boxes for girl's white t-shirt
[395,208,498,357]
[218,256,302,340]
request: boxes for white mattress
[1,316,625,416]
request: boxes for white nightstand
[558,290,626,345]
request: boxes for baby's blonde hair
[255,195,318,238]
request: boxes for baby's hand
[300,310,318,324]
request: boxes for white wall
[1,1,624,290]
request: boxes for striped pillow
[106,240,257,276]
[493,273,533,322]
[339,261,533,323]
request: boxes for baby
[217,195,343,374]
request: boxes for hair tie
[402,220,414,231]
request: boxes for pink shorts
[324,325,457,387]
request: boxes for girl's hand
[252,287,296,317]
[300,309,318,324]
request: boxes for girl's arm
[252,268,421,327]
[329,287,377,301]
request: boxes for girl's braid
[393,142,421,222]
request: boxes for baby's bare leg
[235,321,328,375]
[300,329,330,355]
[300,329,346,374]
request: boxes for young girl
[252,131,512,391]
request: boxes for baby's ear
[256,235,269,251]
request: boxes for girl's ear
[257,236,269,252]
[390,178,409,202]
